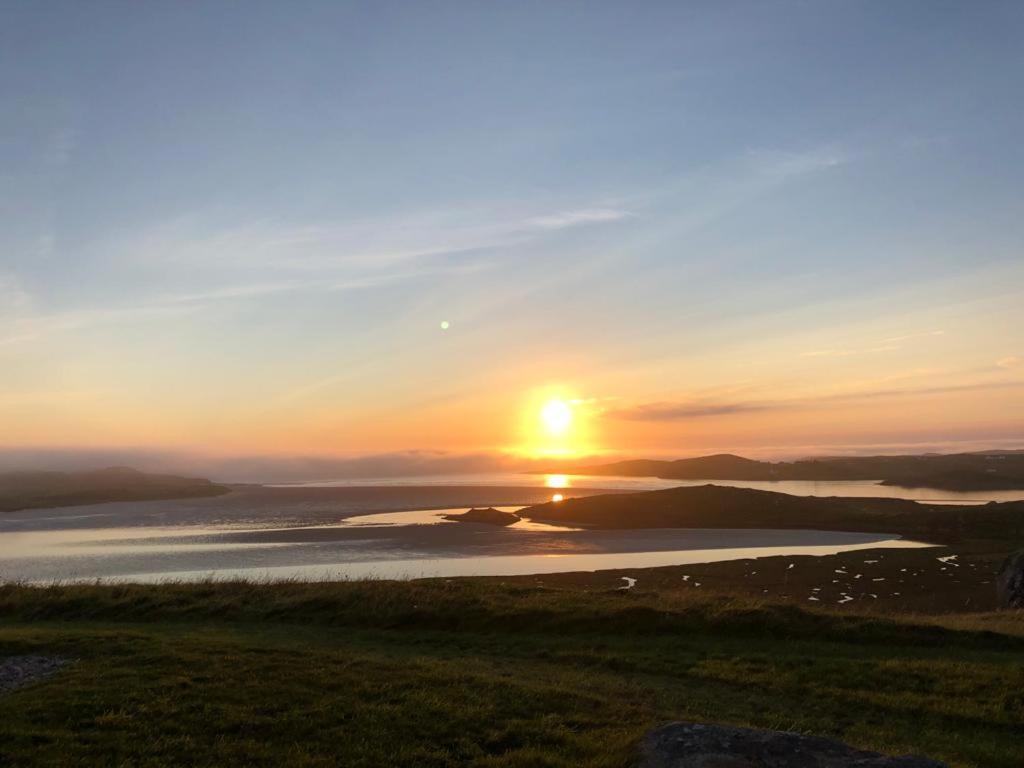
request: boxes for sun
[540,399,572,437]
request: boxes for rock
[997,549,1024,608]
[0,656,67,696]
[441,507,520,526]
[634,722,947,767]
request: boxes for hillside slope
[0,467,230,513]
[521,484,1024,543]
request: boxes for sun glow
[540,399,572,437]
[515,388,597,458]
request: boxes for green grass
[1,581,1022,767]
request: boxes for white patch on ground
[619,577,637,590]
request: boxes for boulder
[634,722,947,768]
[997,549,1024,609]
[0,656,67,696]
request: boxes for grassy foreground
[1,580,1022,768]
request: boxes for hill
[520,483,1024,544]
[0,579,1021,767]
[566,450,1024,490]
[0,467,230,513]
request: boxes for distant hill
[0,467,230,513]
[560,451,1024,490]
[520,484,1024,544]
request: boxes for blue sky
[1,1,1022,460]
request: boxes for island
[441,507,521,526]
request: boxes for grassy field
[1,579,1022,768]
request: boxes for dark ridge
[0,468,230,513]
[551,450,1024,491]
[522,483,1024,545]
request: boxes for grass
[1,580,1022,767]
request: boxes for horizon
[3,2,1023,462]
[2,442,1023,484]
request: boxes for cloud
[0,275,32,315]
[604,380,1024,422]
[800,344,899,358]
[747,146,850,178]
[997,356,1022,369]
[0,261,491,348]
[883,330,946,344]
[801,330,944,358]
[525,208,633,230]
[603,401,770,421]
[121,203,633,273]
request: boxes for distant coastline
[542,450,1024,492]
[0,467,230,513]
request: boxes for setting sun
[541,399,572,437]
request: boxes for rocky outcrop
[634,722,947,767]
[0,656,67,696]
[997,549,1024,608]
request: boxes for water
[5,472,1001,584]
[99,537,934,584]
[0,487,933,583]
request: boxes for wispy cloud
[3,198,626,347]
[0,275,32,315]
[119,204,634,272]
[746,146,850,178]
[800,344,899,358]
[997,356,1022,369]
[604,380,1024,422]
[0,262,489,348]
[603,401,770,421]
[883,330,946,344]
[801,330,944,358]
[525,208,633,230]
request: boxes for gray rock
[0,656,67,695]
[996,549,1024,609]
[635,722,947,768]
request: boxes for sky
[2,1,1023,470]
